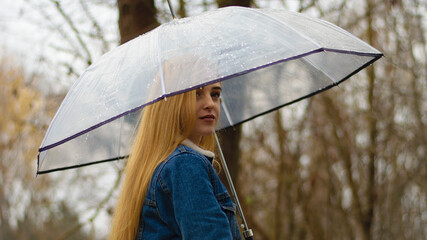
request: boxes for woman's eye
[211,92,221,98]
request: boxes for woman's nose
[203,95,214,109]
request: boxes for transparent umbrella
[37,6,382,239]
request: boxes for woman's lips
[200,114,215,121]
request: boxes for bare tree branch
[79,0,110,54]
[50,0,93,65]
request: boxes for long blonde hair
[109,90,215,240]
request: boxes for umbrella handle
[243,229,254,240]
[214,133,254,240]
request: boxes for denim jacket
[136,142,242,240]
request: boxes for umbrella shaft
[166,0,176,19]
[214,133,253,238]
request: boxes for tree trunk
[215,0,250,210]
[217,0,251,8]
[364,0,377,239]
[215,0,251,235]
[117,0,159,44]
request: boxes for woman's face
[188,82,222,145]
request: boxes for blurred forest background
[0,0,425,239]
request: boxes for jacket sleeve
[160,153,233,240]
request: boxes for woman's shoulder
[152,145,216,191]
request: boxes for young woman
[109,82,242,240]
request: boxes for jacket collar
[181,139,215,158]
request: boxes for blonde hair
[108,90,216,240]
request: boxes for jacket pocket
[216,192,236,213]
[216,193,242,240]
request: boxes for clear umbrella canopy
[37,7,382,174]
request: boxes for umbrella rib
[37,155,128,175]
[220,97,234,127]
[155,28,167,97]
[117,117,123,158]
[302,51,338,85]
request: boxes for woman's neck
[187,135,202,146]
